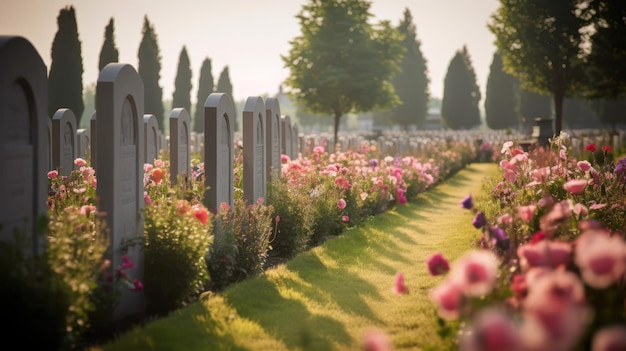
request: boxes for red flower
[152,168,165,184]
[392,272,408,295]
[193,205,209,225]
[601,145,612,153]
[530,231,546,244]
[585,143,597,152]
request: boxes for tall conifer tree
[98,18,119,72]
[138,15,165,130]
[172,46,192,114]
[193,58,214,133]
[48,5,84,125]
[485,52,518,129]
[391,8,430,129]
[215,66,236,131]
[441,47,481,129]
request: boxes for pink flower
[143,191,151,205]
[392,272,408,295]
[517,240,572,272]
[131,279,143,292]
[577,160,591,171]
[563,179,587,194]
[450,250,498,297]
[430,280,463,319]
[47,170,59,179]
[516,205,536,223]
[337,198,347,209]
[80,205,96,216]
[74,158,86,167]
[274,215,280,224]
[281,154,290,163]
[341,215,349,222]
[362,329,392,351]
[591,325,626,351]
[459,308,524,351]
[154,159,165,168]
[426,252,450,276]
[121,255,136,270]
[574,230,626,288]
[313,146,325,154]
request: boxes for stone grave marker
[51,108,78,176]
[281,115,292,160]
[264,97,281,181]
[0,36,49,251]
[143,114,159,165]
[96,63,145,320]
[169,108,191,185]
[203,93,234,211]
[90,112,97,168]
[76,128,90,161]
[243,96,266,205]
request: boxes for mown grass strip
[92,163,501,351]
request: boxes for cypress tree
[391,8,430,129]
[485,52,518,129]
[98,18,119,72]
[172,46,192,114]
[138,15,165,130]
[193,58,214,133]
[48,5,84,125]
[441,47,481,130]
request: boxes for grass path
[93,163,501,351]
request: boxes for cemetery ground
[88,163,501,351]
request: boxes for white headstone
[96,63,145,320]
[243,96,266,205]
[169,108,191,185]
[0,36,49,252]
[281,115,292,159]
[203,93,234,211]
[76,128,90,161]
[143,114,159,165]
[51,108,78,176]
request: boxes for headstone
[242,96,266,205]
[76,128,90,161]
[90,112,97,168]
[96,63,145,320]
[0,36,49,252]
[143,114,159,165]
[291,123,299,159]
[203,93,234,211]
[51,108,78,176]
[532,118,554,146]
[264,97,281,181]
[281,115,292,159]
[169,108,191,185]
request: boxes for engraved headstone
[51,108,78,176]
[96,63,145,320]
[243,96,266,205]
[76,128,90,161]
[264,97,281,181]
[203,93,234,211]
[169,108,191,185]
[0,36,49,251]
[143,114,159,165]
[281,115,292,160]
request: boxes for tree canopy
[138,15,165,130]
[282,0,403,146]
[193,57,214,133]
[489,0,590,134]
[391,8,430,129]
[48,5,84,125]
[172,46,192,115]
[441,46,481,130]
[485,52,518,129]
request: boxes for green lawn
[90,163,501,351]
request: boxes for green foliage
[266,176,316,257]
[172,46,193,114]
[282,0,404,145]
[216,66,236,130]
[98,18,119,72]
[193,57,214,133]
[441,47,481,130]
[391,8,430,129]
[485,52,519,129]
[141,161,213,317]
[0,226,71,351]
[206,197,274,290]
[138,15,165,130]
[516,87,552,130]
[489,0,590,134]
[48,5,84,126]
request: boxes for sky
[0,0,500,105]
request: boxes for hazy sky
[0,0,499,104]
